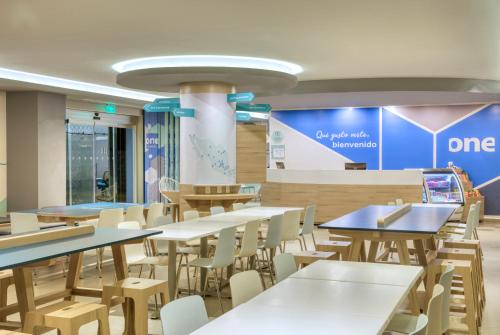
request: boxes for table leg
[348,238,363,261]
[111,244,134,335]
[65,252,83,301]
[168,241,177,299]
[200,237,208,291]
[367,241,380,262]
[12,267,35,324]
[413,240,428,267]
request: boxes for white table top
[148,206,302,242]
[290,260,423,287]
[193,261,421,335]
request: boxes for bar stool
[102,278,169,335]
[437,247,485,322]
[0,270,14,322]
[316,240,351,260]
[426,259,478,335]
[292,251,338,268]
[23,301,110,335]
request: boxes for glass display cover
[424,172,464,204]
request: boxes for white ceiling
[0,0,499,98]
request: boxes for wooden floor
[3,222,500,334]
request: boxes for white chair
[10,213,67,282]
[258,214,284,284]
[146,203,164,228]
[273,253,297,283]
[232,203,245,211]
[395,198,404,205]
[210,206,225,215]
[183,210,199,221]
[160,295,208,335]
[230,270,263,308]
[118,221,168,278]
[93,208,124,275]
[124,205,146,227]
[189,227,237,312]
[149,215,174,255]
[299,205,316,250]
[438,265,454,334]
[386,284,444,335]
[280,210,302,251]
[234,221,260,271]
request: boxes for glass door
[66,121,134,205]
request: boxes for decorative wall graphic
[382,108,433,170]
[272,108,380,169]
[271,104,500,214]
[189,134,235,177]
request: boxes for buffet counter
[262,169,423,222]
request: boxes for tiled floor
[4,222,500,334]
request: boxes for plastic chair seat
[177,246,200,255]
[188,257,214,269]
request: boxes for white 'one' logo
[448,137,495,153]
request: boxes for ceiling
[0,0,499,101]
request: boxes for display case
[422,168,465,204]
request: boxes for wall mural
[271,104,500,215]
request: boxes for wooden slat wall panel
[261,182,422,223]
[236,124,266,183]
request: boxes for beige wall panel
[236,124,266,183]
[262,182,421,223]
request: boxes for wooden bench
[293,251,338,268]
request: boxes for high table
[192,260,423,335]
[22,202,151,225]
[319,204,456,267]
[149,206,303,299]
[0,226,160,333]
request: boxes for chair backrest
[212,227,237,268]
[439,264,454,333]
[264,214,284,249]
[146,203,164,228]
[232,202,245,211]
[387,201,396,205]
[97,208,124,228]
[474,201,481,228]
[210,206,225,215]
[281,210,302,242]
[426,284,444,335]
[395,198,404,205]
[10,213,40,234]
[273,253,297,282]
[160,295,209,335]
[463,204,476,240]
[230,270,263,308]
[301,205,316,235]
[154,214,174,227]
[183,210,199,221]
[117,221,146,263]
[410,314,428,335]
[124,205,146,227]
[238,221,260,258]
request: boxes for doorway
[66,118,135,205]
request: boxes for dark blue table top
[0,227,160,270]
[319,205,455,234]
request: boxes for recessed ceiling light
[112,55,303,75]
[0,67,165,101]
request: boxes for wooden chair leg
[97,307,111,335]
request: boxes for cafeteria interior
[0,2,500,335]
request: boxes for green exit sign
[96,103,117,114]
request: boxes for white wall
[269,117,349,170]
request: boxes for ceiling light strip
[0,67,165,101]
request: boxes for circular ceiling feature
[112,55,303,75]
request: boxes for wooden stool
[316,241,351,260]
[292,251,338,268]
[102,278,169,335]
[328,232,367,261]
[0,331,30,334]
[23,301,110,335]
[437,247,485,323]
[0,270,14,322]
[426,259,478,335]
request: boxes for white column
[179,83,236,185]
